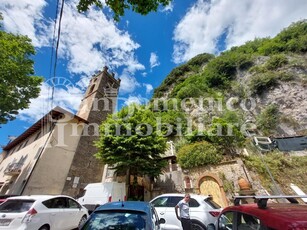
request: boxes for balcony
[4,163,23,176]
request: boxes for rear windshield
[82,210,147,230]
[0,199,34,213]
[205,198,221,209]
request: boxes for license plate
[0,219,12,226]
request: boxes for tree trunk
[126,168,130,199]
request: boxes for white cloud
[0,0,51,47]
[18,80,84,123]
[1,0,145,121]
[118,75,141,95]
[173,0,307,63]
[124,96,142,106]
[1,0,145,78]
[149,52,160,69]
[124,95,149,106]
[143,84,153,94]
[57,0,144,76]
[160,1,174,12]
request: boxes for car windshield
[0,199,34,213]
[82,210,147,230]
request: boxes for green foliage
[77,0,172,21]
[186,130,210,143]
[277,20,307,52]
[177,141,222,169]
[0,29,43,125]
[278,71,295,81]
[258,20,307,55]
[249,72,279,95]
[155,110,187,137]
[153,53,214,98]
[265,54,288,70]
[257,39,285,55]
[230,82,247,98]
[243,153,307,193]
[186,110,244,147]
[156,20,307,100]
[219,172,235,194]
[256,104,280,135]
[148,98,188,136]
[171,74,209,99]
[95,104,167,180]
[230,38,270,54]
[203,55,237,88]
[203,51,253,88]
[207,117,245,153]
[186,53,215,70]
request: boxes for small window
[43,198,66,209]
[88,85,95,94]
[205,198,222,209]
[238,213,260,230]
[189,198,200,207]
[67,198,80,209]
[0,199,34,213]
[167,197,182,207]
[151,197,168,207]
[218,211,234,230]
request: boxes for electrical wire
[51,0,65,110]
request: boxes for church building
[0,67,120,197]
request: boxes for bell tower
[62,66,120,197]
[77,66,121,123]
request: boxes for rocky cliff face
[258,80,306,136]
[153,21,307,198]
[237,54,307,137]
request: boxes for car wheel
[191,220,206,230]
[79,215,88,228]
[38,225,50,230]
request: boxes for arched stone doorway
[198,174,227,207]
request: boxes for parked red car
[207,195,307,230]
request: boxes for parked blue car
[80,201,164,230]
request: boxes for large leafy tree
[95,104,167,185]
[0,15,43,125]
[77,0,172,21]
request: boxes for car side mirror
[159,218,166,224]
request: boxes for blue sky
[0,0,307,149]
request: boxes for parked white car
[0,195,89,230]
[150,193,222,230]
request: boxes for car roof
[6,194,73,201]
[0,195,19,199]
[223,203,307,228]
[96,201,151,213]
[153,193,211,199]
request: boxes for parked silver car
[150,193,222,230]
